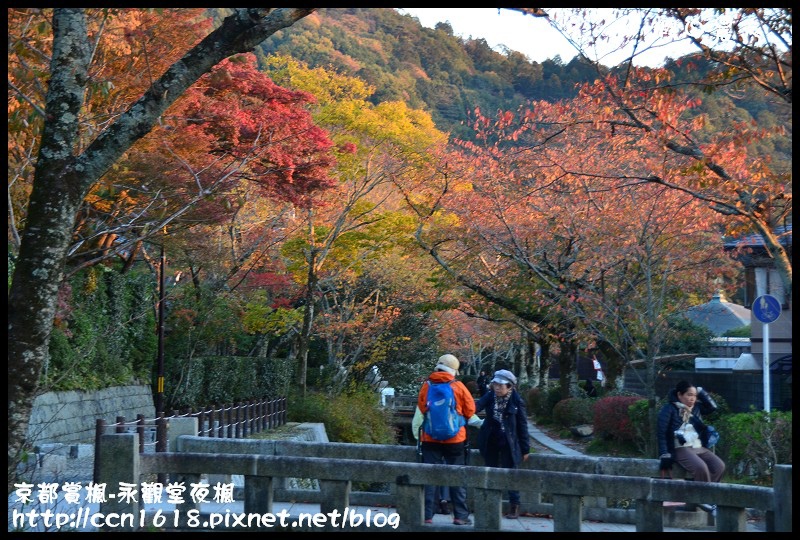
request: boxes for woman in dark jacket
[657,380,725,483]
[475,369,530,519]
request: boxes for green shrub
[661,315,715,356]
[45,266,156,391]
[722,325,751,337]
[627,399,652,456]
[289,388,397,444]
[717,410,792,485]
[553,397,595,427]
[526,385,561,423]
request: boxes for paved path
[528,421,585,456]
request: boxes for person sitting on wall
[657,380,725,483]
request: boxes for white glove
[412,407,423,440]
[468,415,484,428]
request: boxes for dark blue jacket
[657,388,716,456]
[475,389,530,466]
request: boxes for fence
[93,397,286,480]
[95,422,791,533]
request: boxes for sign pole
[762,321,770,413]
[752,294,781,413]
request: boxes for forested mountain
[248,7,598,140]
[232,7,790,171]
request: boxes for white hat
[435,354,460,375]
[491,369,517,386]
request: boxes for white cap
[435,354,460,375]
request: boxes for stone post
[97,433,139,531]
[170,417,199,452]
[772,464,791,532]
[552,493,582,532]
[472,488,503,530]
[394,482,425,530]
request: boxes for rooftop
[683,291,750,336]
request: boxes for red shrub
[592,396,646,443]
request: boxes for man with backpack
[412,354,476,525]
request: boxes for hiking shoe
[438,500,451,514]
[452,517,472,525]
[504,504,520,519]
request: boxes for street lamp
[156,243,166,415]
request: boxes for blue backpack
[422,380,465,440]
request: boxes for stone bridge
[94,417,791,532]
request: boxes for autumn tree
[126,53,337,407]
[10,14,336,410]
[435,309,531,382]
[264,56,449,393]
[8,9,214,254]
[526,7,792,302]
[69,53,335,277]
[7,7,315,492]
[401,69,739,404]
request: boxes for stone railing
[96,419,790,533]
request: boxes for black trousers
[420,441,469,520]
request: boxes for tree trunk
[557,341,578,399]
[296,263,317,395]
[7,7,314,494]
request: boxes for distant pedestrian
[584,378,597,397]
[476,370,490,396]
[434,485,450,514]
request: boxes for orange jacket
[416,371,476,444]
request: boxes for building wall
[750,308,793,362]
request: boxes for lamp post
[156,244,166,415]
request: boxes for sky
[396,8,701,68]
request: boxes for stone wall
[27,385,155,446]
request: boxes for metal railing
[93,397,286,480]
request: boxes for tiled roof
[683,292,751,336]
[724,224,792,248]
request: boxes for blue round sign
[752,294,781,324]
